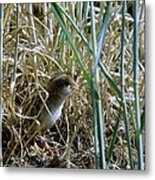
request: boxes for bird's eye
[61,80,70,86]
[64,81,70,86]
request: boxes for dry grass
[2,1,145,169]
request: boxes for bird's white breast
[51,104,63,123]
[39,103,64,129]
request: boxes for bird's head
[49,73,77,98]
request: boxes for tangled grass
[1,1,145,169]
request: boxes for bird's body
[37,73,75,132]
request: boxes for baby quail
[38,73,75,132]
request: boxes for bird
[37,72,76,132]
[30,73,76,152]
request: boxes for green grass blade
[99,61,122,99]
[107,109,121,164]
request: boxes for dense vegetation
[0,1,145,169]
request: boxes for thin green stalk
[133,0,144,170]
[91,76,100,169]
[91,2,106,169]
[0,3,3,167]
[83,2,90,20]
[93,2,111,74]
[77,2,83,23]
[99,61,122,99]
[107,109,121,165]
[120,1,134,169]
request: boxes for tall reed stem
[133,0,144,170]
[91,2,106,169]
[120,1,134,169]
[0,3,3,167]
